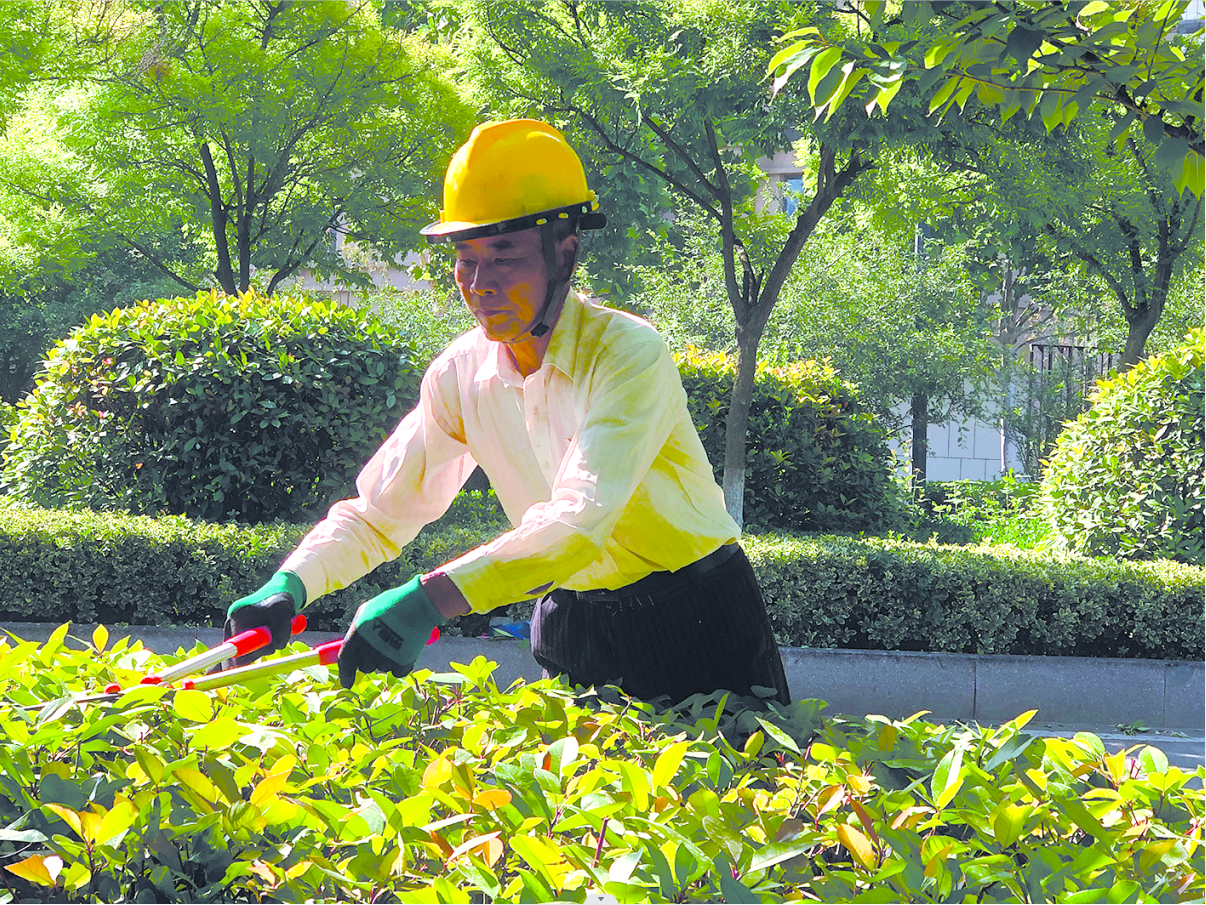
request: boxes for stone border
[2,624,1202,730]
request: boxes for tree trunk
[1120,303,1162,368]
[199,142,237,295]
[722,323,762,527]
[910,392,929,494]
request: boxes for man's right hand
[224,571,307,665]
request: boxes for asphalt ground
[3,622,1202,773]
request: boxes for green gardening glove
[338,575,445,689]
[224,570,307,665]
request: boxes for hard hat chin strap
[528,222,577,339]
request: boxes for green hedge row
[0,502,1201,660]
[743,534,1204,661]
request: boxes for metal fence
[1012,342,1121,474]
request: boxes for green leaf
[808,47,843,105]
[1138,745,1168,776]
[755,716,801,755]
[651,740,689,791]
[931,745,965,808]
[172,689,213,722]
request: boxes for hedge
[742,534,1204,661]
[3,640,1201,903]
[2,502,1201,661]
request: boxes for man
[225,119,789,705]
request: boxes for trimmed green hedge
[2,502,1200,660]
[743,534,1204,661]
[675,348,899,533]
[2,290,421,523]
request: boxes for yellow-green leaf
[172,689,213,722]
[651,740,689,791]
[4,854,58,886]
[837,823,877,869]
[44,803,82,839]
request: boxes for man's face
[454,228,550,344]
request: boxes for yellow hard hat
[421,119,605,244]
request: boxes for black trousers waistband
[570,542,739,604]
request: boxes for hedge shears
[21,621,439,713]
[21,616,319,712]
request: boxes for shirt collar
[472,291,586,388]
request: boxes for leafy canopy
[1,0,466,294]
[771,1,1205,197]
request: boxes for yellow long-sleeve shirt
[281,293,739,614]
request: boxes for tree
[771,0,1205,197]
[0,3,56,130]
[762,225,1001,486]
[453,0,927,527]
[0,0,467,296]
[886,111,1202,368]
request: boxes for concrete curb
[3,622,1202,732]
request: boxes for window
[781,175,804,215]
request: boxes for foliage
[0,495,508,639]
[0,632,1201,903]
[675,346,898,534]
[368,286,478,369]
[1040,328,1205,564]
[764,227,1001,432]
[0,3,54,133]
[744,533,1204,661]
[916,477,1047,549]
[770,3,1204,368]
[771,0,1205,197]
[945,113,1202,368]
[0,243,196,404]
[0,0,466,295]
[2,502,1201,661]
[1,290,421,523]
[0,404,15,464]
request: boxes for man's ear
[556,234,580,281]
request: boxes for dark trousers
[530,544,790,705]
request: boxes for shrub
[0,402,15,465]
[0,636,1201,903]
[1041,329,1205,563]
[1,290,420,523]
[912,476,1047,548]
[744,534,1204,661]
[0,497,507,638]
[676,348,898,532]
[2,503,1200,660]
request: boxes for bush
[2,503,1200,660]
[744,534,1204,661]
[0,637,1201,903]
[1,290,421,523]
[1041,329,1205,563]
[0,402,15,465]
[912,476,1047,548]
[676,348,898,533]
[0,497,507,638]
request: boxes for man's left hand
[338,575,446,689]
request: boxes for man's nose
[469,263,498,295]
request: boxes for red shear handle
[229,613,307,657]
[315,639,343,666]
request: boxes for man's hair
[550,218,580,244]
